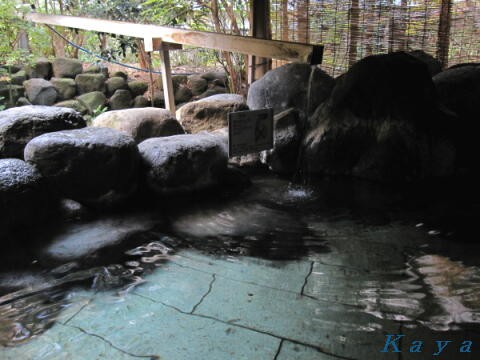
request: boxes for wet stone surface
[0,174,479,359]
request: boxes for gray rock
[174,85,193,104]
[52,57,83,79]
[75,73,106,94]
[196,86,227,99]
[112,71,128,80]
[0,158,51,233]
[84,63,109,77]
[187,75,208,96]
[24,127,139,207]
[302,52,455,182]
[247,63,334,120]
[133,95,150,108]
[127,81,148,97]
[10,70,27,86]
[50,77,77,101]
[16,97,31,107]
[138,133,228,195]
[93,107,184,143]
[260,108,302,174]
[54,99,89,115]
[201,71,227,84]
[176,94,248,133]
[26,58,53,79]
[106,77,128,97]
[152,92,165,108]
[77,91,107,113]
[156,75,187,92]
[0,105,86,158]
[109,89,133,110]
[24,78,58,105]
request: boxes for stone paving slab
[0,323,137,360]
[194,276,399,359]
[170,250,312,293]
[68,292,280,360]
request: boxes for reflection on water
[1,174,480,347]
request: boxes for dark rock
[26,58,53,80]
[75,73,106,95]
[50,77,77,101]
[16,97,31,107]
[247,62,334,120]
[133,95,150,108]
[260,108,302,174]
[84,63,109,77]
[52,57,83,79]
[24,127,139,207]
[196,86,227,99]
[201,72,227,84]
[187,75,208,96]
[59,198,90,221]
[177,94,248,133]
[157,75,187,92]
[0,85,24,108]
[0,105,86,158]
[174,85,193,104]
[138,133,228,195]
[302,52,455,183]
[433,63,480,173]
[112,71,128,80]
[127,81,148,97]
[24,78,57,106]
[54,100,89,115]
[105,76,128,97]
[408,50,442,76]
[152,92,165,108]
[77,91,107,113]
[109,89,133,110]
[10,70,27,86]
[93,107,184,143]
[0,158,51,233]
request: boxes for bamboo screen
[270,0,480,76]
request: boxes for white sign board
[228,108,274,157]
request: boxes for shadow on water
[1,171,480,347]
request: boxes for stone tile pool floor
[1,175,480,359]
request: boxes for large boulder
[133,95,150,108]
[54,99,89,115]
[302,52,455,183]
[10,70,27,86]
[24,127,139,207]
[247,63,334,120]
[138,133,228,195]
[106,77,128,97]
[176,94,248,133]
[77,91,107,113]
[109,89,133,110]
[93,107,184,143]
[50,77,77,101]
[407,50,442,76]
[52,57,83,79]
[175,85,193,104]
[24,79,58,106]
[0,106,86,158]
[75,73,106,94]
[187,75,208,96]
[433,63,480,173]
[127,81,148,97]
[26,58,53,80]
[0,159,51,234]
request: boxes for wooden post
[249,0,272,85]
[158,43,175,113]
[437,0,452,69]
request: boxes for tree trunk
[437,0,452,68]
[348,0,360,66]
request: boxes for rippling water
[1,173,480,348]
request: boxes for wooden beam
[26,13,323,64]
[249,0,272,84]
[437,0,452,69]
[158,44,176,113]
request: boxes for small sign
[228,108,274,157]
